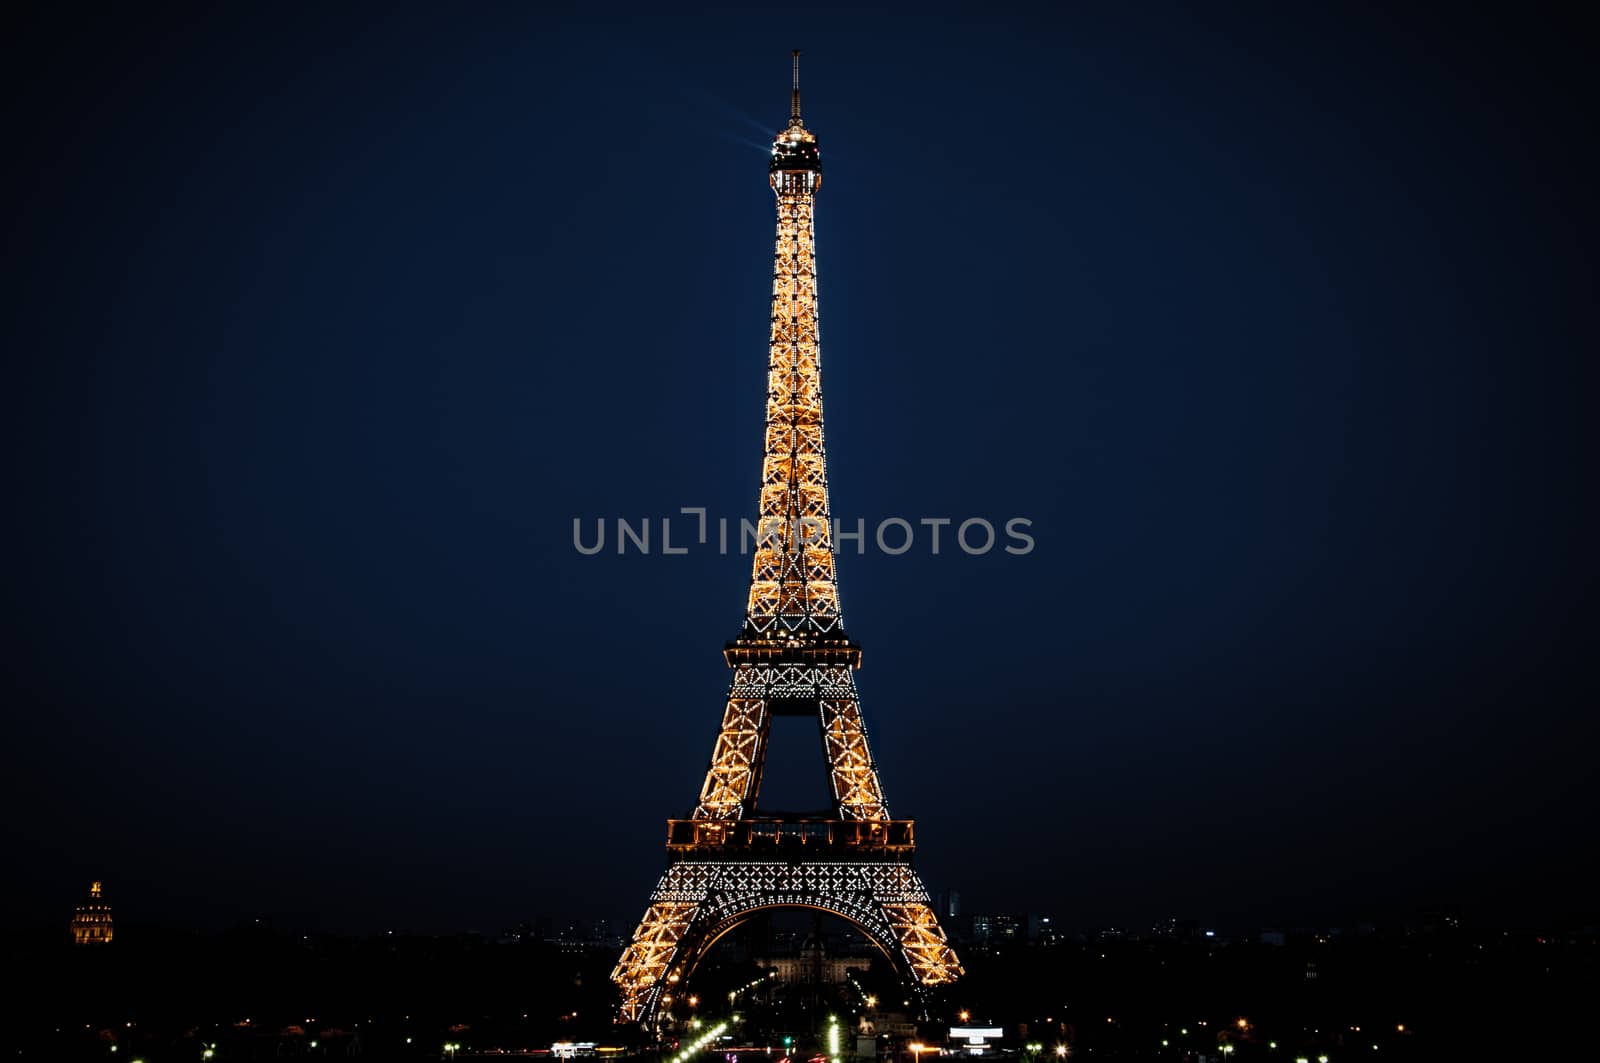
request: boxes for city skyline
[4,2,1597,945]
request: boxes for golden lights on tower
[609,53,961,1028]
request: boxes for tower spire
[790,49,802,124]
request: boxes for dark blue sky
[3,3,1595,935]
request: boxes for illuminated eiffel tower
[610,53,962,1027]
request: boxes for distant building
[757,934,869,985]
[960,915,1024,947]
[70,881,113,945]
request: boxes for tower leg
[611,865,714,1025]
[611,861,960,1026]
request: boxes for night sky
[4,3,1595,936]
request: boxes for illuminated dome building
[70,880,113,945]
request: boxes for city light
[675,1021,730,1063]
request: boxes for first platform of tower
[771,50,821,190]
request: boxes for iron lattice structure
[611,54,961,1027]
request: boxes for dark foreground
[10,921,1593,1060]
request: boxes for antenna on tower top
[790,49,803,124]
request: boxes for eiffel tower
[610,53,962,1027]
